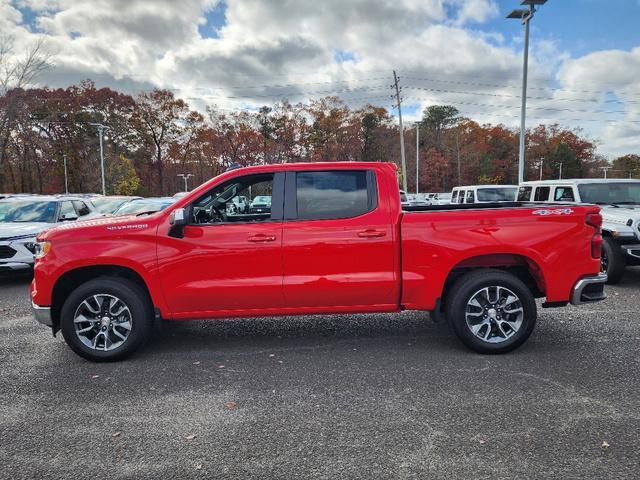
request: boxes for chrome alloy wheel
[73,294,133,351]
[465,286,524,344]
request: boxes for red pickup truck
[31,162,606,361]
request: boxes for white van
[450,185,518,204]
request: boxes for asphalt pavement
[1,271,639,479]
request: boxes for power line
[402,74,640,98]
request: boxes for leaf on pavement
[601,441,610,449]
[111,431,121,438]
[185,434,196,441]
[225,401,238,409]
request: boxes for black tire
[601,237,625,284]
[445,269,537,354]
[60,277,152,362]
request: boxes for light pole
[177,173,194,192]
[538,156,544,180]
[414,122,421,194]
[558,161,563,180]
[602,166,611,179]
[507,0,548,185]
[89,123,110,195]
[63,154,69,194]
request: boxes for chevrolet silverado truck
[30,162,607,361]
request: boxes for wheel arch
[440,253,546,308]
[51,265,157,330]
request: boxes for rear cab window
[288,170,376,220]
[451,190,459,203]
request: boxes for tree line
[1,81,636,196]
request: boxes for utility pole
[90,123,109,195]
[558,161,563,180]
[177,173,194,192]
[63,154,69,194]
[602,166,611,179]
[415,122,420,194]
[392,70,408,192]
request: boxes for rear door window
[293,170,374,220]
[554,186,575,202]
[534,186,550,202]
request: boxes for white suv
[450,185,518,204]
[519,179,640,283]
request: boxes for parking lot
[1,271,639,479]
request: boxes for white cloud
[0,0,638,157]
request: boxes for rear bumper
[570,273,607,305]
[31,301,53,327]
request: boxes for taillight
[586,213,603,259]
[586,213,602,230]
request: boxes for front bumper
[621,244,640,260]
[32,301,53,327]
[570,273,607,305]
[0,240,35,271]
[0,262,32,272]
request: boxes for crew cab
[30,162,606,361]
[519,179,640,283]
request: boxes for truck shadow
[144,312,460,357]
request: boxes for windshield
[92,197,130,214]
[0,201,58,223]
[577,183,640,204]
[114,200,171,215]
[477,187,517,202]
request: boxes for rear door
[281,169,397,310]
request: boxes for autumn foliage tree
[0,78,632,196]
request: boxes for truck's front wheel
[60,278,152,362]
[445,270,537,354]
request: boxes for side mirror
[60,213,78,222]
[168,208,186,238]
[170,208,186,226]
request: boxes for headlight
[23,242,37,254]
[34,241,51,259]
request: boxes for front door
[158,172,284,317]
[281,169,397,310]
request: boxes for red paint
[32,162,602,322]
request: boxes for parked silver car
[0,195,102,272]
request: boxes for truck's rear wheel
[60,278,152,362]
[601,237,625,284]
[445,269,537,354]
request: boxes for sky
[2,0,640,158]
